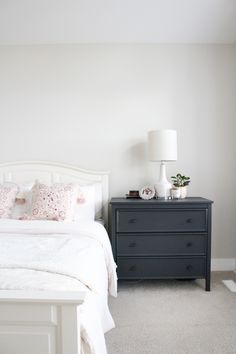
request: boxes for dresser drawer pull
[129,265,137,271]
[128,242,136,248]
[186,218,192,223]
[129,218,137,224]
[186,264,193,271]
[186,242,193,247]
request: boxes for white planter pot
[179,186,187,199]
[170,187,181,199]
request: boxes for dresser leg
[205,277,211,291]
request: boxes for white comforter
[0,219,117,354]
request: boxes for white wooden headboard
[0,161,110,226]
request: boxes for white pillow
[0,183,18,219]
[74,184,95,222]
[11,182,34,219]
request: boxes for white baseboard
[211,258,236,271]
[222,280,236,292]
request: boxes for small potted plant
[171,173,190,199]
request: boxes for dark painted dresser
[110,197,213,291]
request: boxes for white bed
[0,161,117,354]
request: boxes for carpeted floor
[106,272,236,354]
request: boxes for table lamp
[148,129,177,198]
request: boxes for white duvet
[0,219,117,354]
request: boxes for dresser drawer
[117,209,207,233]
[117,257,206,279]
[117,233,207,256]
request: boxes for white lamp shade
[148,129,177,161]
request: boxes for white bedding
[0,219,117,354]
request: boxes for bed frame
[0,160,110,354]
[0,290,85,354]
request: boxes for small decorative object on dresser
[110,197,213,291]
[171,173,191,199]
[126,190,140,199]
[139,185,155,200]
[170,187,181,199]
[128,190,139,197]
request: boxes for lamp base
[155,162,172,199]
[155,181,172,199]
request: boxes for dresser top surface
[110,197,213,205]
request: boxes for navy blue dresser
[110,197,213,291]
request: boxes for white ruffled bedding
[0,219,117,354]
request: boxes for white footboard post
[0,290,85,354]
[60,303,81,354]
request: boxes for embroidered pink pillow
[0,184,18,218]
[30,183,78,221]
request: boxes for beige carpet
[106,272,236,354]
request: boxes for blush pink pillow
[0,184,18,218]
[30,183,78,221]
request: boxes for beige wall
[0,44,236,258]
